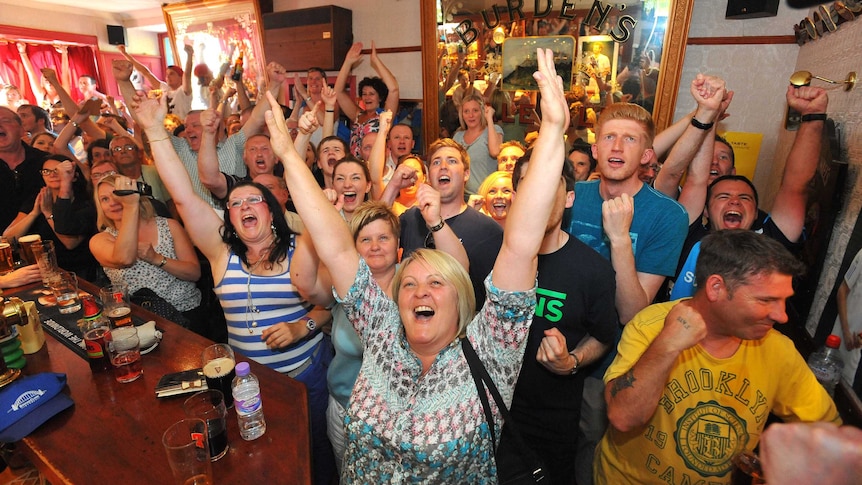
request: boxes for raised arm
[89,176,141,268]
[369,42,400,115]
[290,232,336,307]
[42,68,78,117]
[492,48,568,292]
[334,42,364,122]
[240,62,286,138]
[17,43,44,105]
[484,104,502,158]
[131,93,224,263]
[320,85,337,138]
[675,122,717,225]
[265,91,359,297]
[653,74,727,198]
[197,109,228,199]
[369,110,392,200]
[181,44,194,95]
[117,45,161,89]
[770,85,828,242]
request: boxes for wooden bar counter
[5,282,312,484]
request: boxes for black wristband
[800,113,827,122]
[428,219,445,232]
[690,117,714,130]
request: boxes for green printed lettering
[545,299,563,322]
[716,371,737,396]
[646,454,660,473]
[749,389,768,420]
[734,378,751,406]
[536,288,567,299]
[700,369,713,390]
[679,475,707,485]
[658,394,674,414]
[658,465,675,484]
[667,378,690,403]
[684,370,701,393]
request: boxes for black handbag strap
[461,337,545,482]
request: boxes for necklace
[244,255,267,334]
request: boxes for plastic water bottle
[232,362,266,440]
[807,334,845,397]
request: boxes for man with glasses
[0,107,48,232]
[109,135,172,209]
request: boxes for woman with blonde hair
[453,93,503,196]
[89,174,203,331]
[475,170,514,228]
[265,45,569,483]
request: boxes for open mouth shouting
[342,191,358,206]
[241,212,258,228]
[414,305,435,319]
[722,210,744,229]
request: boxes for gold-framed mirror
[163,0,267,108]
[420,0,694,151]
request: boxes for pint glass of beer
[101,284,132,327]
[201,344,236,408]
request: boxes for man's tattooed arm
[609,369,636,398]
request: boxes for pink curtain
[0,41,99,104]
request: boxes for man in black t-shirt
[396,138,502,308]
[0,107,49,232]
[496,156,619,485]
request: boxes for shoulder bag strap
[461,337,545,480]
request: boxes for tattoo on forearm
[677,316,690,329]
[610,370,636,398]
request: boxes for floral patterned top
[349,110,381,158]
[337,259,536,484]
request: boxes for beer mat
[155,368,208,399]
[1,287,149,362]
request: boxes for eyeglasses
[40,168,59,176]
[226,195,265,209]
[91,170,116,180]
[111,145,137,153]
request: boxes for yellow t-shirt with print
[594,300,840,485]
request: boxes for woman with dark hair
[3,155,101,281]
[334,41,400,158]
[131,93,335,485]
[89,174,203,330]
[329,156,372,222]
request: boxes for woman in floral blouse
[270,47,569,484]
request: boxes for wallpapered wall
[793,18,862,335]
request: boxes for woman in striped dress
[131,94,335,485]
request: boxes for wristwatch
[305,318,316,332]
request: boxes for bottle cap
[825,334,841,349]
[235,361,250,377]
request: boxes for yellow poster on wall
[719,131,762,181]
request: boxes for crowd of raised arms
[2,39,860,485]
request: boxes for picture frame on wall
[501,35,574,92]
[576,34,618,104]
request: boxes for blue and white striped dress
[213,240,320,374]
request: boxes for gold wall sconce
[790,70,858,91]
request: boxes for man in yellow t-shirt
[595,230,840,485]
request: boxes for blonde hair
[94,174,155,231]
[478,171,513,206]
[458,93,488,131]
[392,249,476,338]
[347,201,401,243]
[595,102,655,146]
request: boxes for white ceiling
[16,0,167,14]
